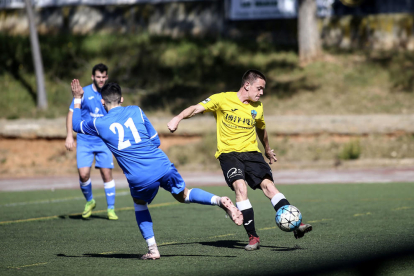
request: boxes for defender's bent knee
[172,188,187,203]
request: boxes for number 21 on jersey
[109,117,141,150]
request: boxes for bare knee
[172,187,188,203]
[232,180,248,202]
[78,168,91,183]
[260,179,279,199]
[133,198,147,205]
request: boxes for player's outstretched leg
[180,188,243,226]
[134,202,160,260]
[271,193,312,239]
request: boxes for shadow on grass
[58,214,108,220]
[158,239,305,251]
[199,240,304,252]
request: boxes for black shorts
[218,151,273,190]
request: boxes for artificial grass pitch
[0,183,413,276]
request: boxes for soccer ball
[275,205,302,232]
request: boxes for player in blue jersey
[70,79,243,260]
[65,64,118,220]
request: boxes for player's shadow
[57,253,140,259]
[270,244,305,252]
[197,240,305,251]
[154,239,245,250]
[158,240,305,251]
[58,214,108,220]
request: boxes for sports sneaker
[245,235,260,251]
[107,208,118,220]
[82,199,96,219]
[220,197,243,226]
[141,244,160,260]
[293,223,312,239]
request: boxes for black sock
[273,199,290,212]
[241,208,258,237]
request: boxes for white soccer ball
[275,205,302,232]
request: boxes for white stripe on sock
[104,180,115,189]
[79,179,91,187]
[184,189,192,203]
[236,199,252,211]
[134,203,148,211]
[271,193,286,207]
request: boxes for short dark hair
[92,63,108,76]
[101,83,122,104]
[241,69,266,87]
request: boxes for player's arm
[141,108,161,148]
[65,110,75,151]
[256,127,277,164]
[167,104,206,133]
[70,79,99,136]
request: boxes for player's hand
[167,117,180,133]
[265,149,277,164]
[65,136,75,151]
[71,79,84,98]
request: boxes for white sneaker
[220,197,243,226]
[141,244,160,260]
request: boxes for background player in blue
[65,64,118,220]
[70,79,243,260]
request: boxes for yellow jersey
[199,92,266,158]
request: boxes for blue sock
[134,203,154,240]
[186,188,216,205]
[80,179,93,202]
[104,180,116,209]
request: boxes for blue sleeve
[72,108,99,136]
[141,108,160,148]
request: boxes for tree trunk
[24,0,47,110]
[298,0,321,64]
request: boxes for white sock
[146,237,156,247]
[236,199,252,211]
[271,193,286,207]
[211,195,220,206]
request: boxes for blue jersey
[69,84,107,145]
[72,105,171,187]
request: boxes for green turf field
[1,183,413,276]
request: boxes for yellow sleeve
[198,93,223,112]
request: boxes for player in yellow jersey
[167,70,312,250]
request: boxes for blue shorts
[76,139,114,169]
[129,164,186,204]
